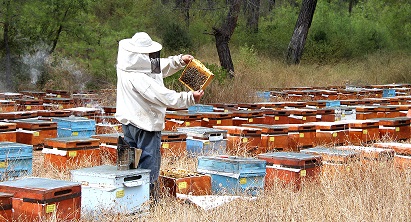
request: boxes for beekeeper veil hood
[117,32,162,73]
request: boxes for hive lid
[70,165,150,178]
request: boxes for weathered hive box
[0,100,15,113]
[0,192,13,221]
[161,131,187,157]
[315,108,336,122]
[259,151,322,190]
[0,122,17,143]
[0,177,81,221]
[37,110,71,118]
[177,127,227,156]
[13,119,58,147]
[45,89,71,98]
[20,91,46,100]
[164,111,202,131]
[72,93,99,107]
[208,103,238,112]
[64,107,101,119]
[43,97,74,110]
[334,106,356,121]
[268,109,292,124]
[337,119,380,145]
[52,116,96,138]
[91,133,123,145]
[101,106,116,115]
[15,99,44,111]
[188,104,214,113]
[95,115,120,125]
[0,111,37,120]
[242,124,289,152]
[213,126,262,155]
[0,93,23,101]
[43,137,101,169]
[264,164,321,191]
[199,112,233,127]
[197,156,266,195]
[70,165,150,214]
[95,123,122,134]
[0,142,33,181]
[231,110,265,126]
[288,109,317,124]
[335,145,395,162]
[373,142,411,156]
[373,117,411,141]
[355,106,379,120]
[300,147,360,164]
[159,168,212,197]
[310,122,349,146]
[375,106,401,118]
[282,124,316,151]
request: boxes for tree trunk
[285,0,317,65]
[213,0,241,78]
[268,0,275,12]
[244,0,261,33]
[3,0,13,91]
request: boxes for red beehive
[165,111,202,131]
[0,122,17,143]
[159,168,212,197]
[374,117,411,141]
[161,131,187,158]
[337,120,380,145]
[200,111,233,127]
[0,192,13,222]
[231,110,265,126]
[213,125,262,155]
[0,177,81,221]
[242,124,289,152]
[43,137,101,170]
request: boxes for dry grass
[28,140,411,222]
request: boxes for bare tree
[213,0,241,78]
[243,0,261,33]
[285,0,317,64]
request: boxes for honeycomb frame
[179,59,214,91]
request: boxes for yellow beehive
[179,59,214,91]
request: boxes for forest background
[1,0,411,103]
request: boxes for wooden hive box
[242,124,289,152]
[43,137,101,169]
[213,126,263,155]
[199,111,233,127]
[0,192,13,222]
[161,131,187,157]
[231,110,265,126]
[0,100,16,113]
[0,122,17,143]
[336,145,395,162]
[0,177,81,221]
[374,117,411,141]
[159,168,212,197]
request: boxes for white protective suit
[115,39,196,132]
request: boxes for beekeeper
[115,32,204,199]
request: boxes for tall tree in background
[243,0,261,33]
[213,0,241,78]
[1,0,17,90]
[285,0,317,64]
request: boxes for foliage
[2,0,411,91]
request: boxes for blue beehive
[382,89,396,98]
[188,104,214,113]
[186,138,227,156]
[52,116,95,137]
[197,156,266,195]
[0,142,33,181]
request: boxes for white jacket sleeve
[161,55,186,78]
[131,74,196,109]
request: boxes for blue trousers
[122,124,161,184]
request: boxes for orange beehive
[242,124,289,152]
[0,100,16,113]
[310,122,349,146]
[159,168,212,197]
[43,137,101,169]
[288,109,317,124]
[213,126,262,155]
[335,145,395,162]
[165,112,202,131]
[374,117,411,141]
[200,111,233,127]
[0,192,12,222]
[15,99,44,111]
[161,131,187,157]
[337,120,380,145]
[373,142,411,156]
[0,178,81,222]
[265,165,321,190]
[283,124,316,151]
[231,110,265,126]
[0,122,17,143]
[316,108,336,122]
[0,111,37,120]
[393,155,411,170]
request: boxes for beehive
[179,59,214,91]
